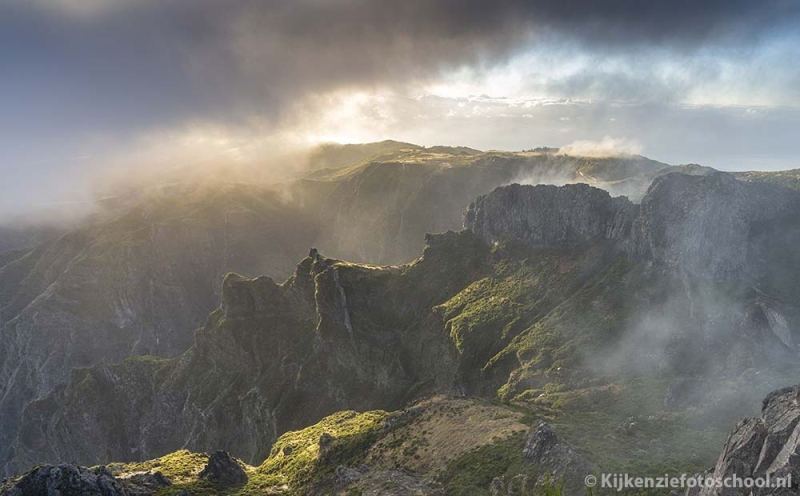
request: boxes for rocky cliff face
[7,232,487,472]
[0,184,317,471]
[467,172,800,285]
[630,172,800,282]
[464,182,638,246]
[8,165,800,480]
[464,174,800,376]
[691,385,800,496]
[0,148,672,475]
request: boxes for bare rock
[693,385,800,495]
[5,464,128,496]
[512,421,593,493]
[198,450,247,487]
[125,471,171,491]
[465,183,638,247]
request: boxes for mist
[3,2,800,491]
[2,0,800,225]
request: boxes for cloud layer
[6,0,798,127]
[1,0,799,218]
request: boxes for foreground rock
[693,385,800,495]
[1,463,171,496]
[490,421,593,495]
[199,450,248,487]
[523,421,593,490]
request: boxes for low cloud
[558,136,643,158]
[1,1,799,223]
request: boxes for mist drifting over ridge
[3,1,800,494]
[2,0,800,220]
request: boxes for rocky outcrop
[522,421,593,491]
[7,233,486,472]
[630,172,752,280]
[0,149,667,476]
[464,183,638,247]
[629,172,800,281]
[693,385,800,495]
[9,170,800,477]
[489,421,592,495]
[467,172,800,284]
[199,451,247,487]
[1,463,171,496]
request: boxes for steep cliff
[468,172,800,285]
[7,232,486,471]
[0,184,317,470]
[0,146,671,474]
[630,171,800,282]
[464,182,638,246]
[692,385,800,496]
[465,175,800,378]
[10,172,800,477]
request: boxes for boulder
[523,421,593,491]
[198,450,247,487]
[5,464,127,496]
[693,385,800,495]
[492,421,593,495]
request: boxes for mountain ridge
[0,145,680,475]
[8,172,800,484]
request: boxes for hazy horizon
[2,0,799,217]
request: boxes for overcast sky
[1,0,799,216]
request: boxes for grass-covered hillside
[0,397,573,495]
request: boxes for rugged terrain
[3,142,800,492]
[685,384,800,496]
[1,396,594,495]
[4,169,800,491]
[0,144,673,474]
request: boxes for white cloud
[558,136,644,158]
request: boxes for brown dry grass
[366,396,528,477]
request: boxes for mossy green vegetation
[103,409,388,495]
[432,239,628,398]
[107,450,210,483]
[507,374,787,480]
[108,450,220,496]
[7,390,771,496]
[523,381,723,475]
[245,410,388,494]
[89,400,540,495]
[437,434,532,496]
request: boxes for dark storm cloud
[3,0,797,130]
[1,0,798,219]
